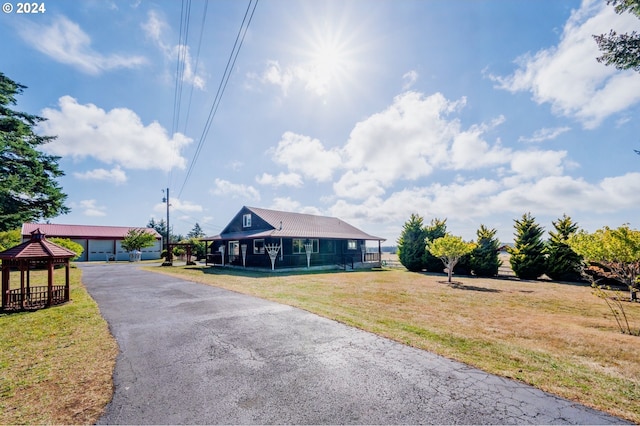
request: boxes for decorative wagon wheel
[264,243,280,271]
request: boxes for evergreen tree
[397,214,428,272]
[0,72,69,231]
[187,222,205,239]
[546,214,583,282]
[593,0,640,73]
[470,224,502,277]
[508,213,546,280]
[147,218,167,236]
[424,218,447,273]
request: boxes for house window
[254,239,265,254]
[243,213,252,228]
[293,239,319,254]
[347,240,357,250]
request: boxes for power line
[182,0,209,135]
[178,0,259,199]
[169,0,193,188]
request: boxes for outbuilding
[202,206,385,270]
[21,223,163,262]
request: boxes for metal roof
[21,223,162,239]
[0,230,77,260]
[204,206,385,241]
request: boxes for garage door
[88,239,115,261]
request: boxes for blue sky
[1,0,639,244]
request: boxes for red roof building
[21,223,163,262]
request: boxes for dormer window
[243,213,252,228]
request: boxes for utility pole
[162,188,172,265]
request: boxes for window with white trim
[347,240,357,250]
[242,213,252,228]
[293,239,319,254]
[253,239,265,254]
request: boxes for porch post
[378,240,382,267]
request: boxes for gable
[219,206,274,235]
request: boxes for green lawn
[0,267,118,425]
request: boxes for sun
[305,37,351,97]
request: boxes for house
[21,223,163,262]
[201,206,385,270]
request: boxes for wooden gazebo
[0,229,76,311]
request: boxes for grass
[150,265,640,423]
[0,267,118,425]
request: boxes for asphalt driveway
[80,263,627,425]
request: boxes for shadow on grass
[440,280,502,293]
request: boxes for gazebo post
[47,259,54,307]
[65,260,70,302]
[26,261,31,300]
[20,261,26,309]
[1,263,8,309]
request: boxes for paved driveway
[80,263,626,425]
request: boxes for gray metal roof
[204,206,385,241]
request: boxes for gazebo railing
[4,285,67,310]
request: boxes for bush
[49,238,84,261]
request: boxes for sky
[1,0,639,245]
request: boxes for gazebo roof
[0,229,76,260]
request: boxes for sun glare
[305,37,351,96]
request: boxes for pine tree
[0,72,69,231]
[397,214,428,272]
[470,224,502,277]
[545,214,583,282]
[187,222,205,238]
[423,218,447,273]
[508,213,546,280]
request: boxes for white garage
[21,223,163,262]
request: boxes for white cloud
[509,150,567,179]
[402,70,418,90]
[269,132,342,182]
[77,199,107,217]
[491,0,640,128]
[332,91,509,199]
[210,178,260,201]
[269,197,322,215]
[18,15,146,75]
[329,171,640,234]
[153,198,203,215]
[142,10,206,89]
[73,166,127,184]
[256,172,303,187]
[519,126,571,143]
[39,96,191,171]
